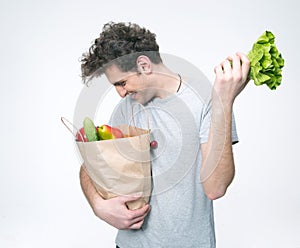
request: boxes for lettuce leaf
[247,31,284,90]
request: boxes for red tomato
[76,127,88,142]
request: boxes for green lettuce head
[247,31,284,90]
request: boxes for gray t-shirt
[109,80,238,248]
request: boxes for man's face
[105,64,154,105]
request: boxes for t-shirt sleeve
[199,102,239,144]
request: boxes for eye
[113,81,126,87]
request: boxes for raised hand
[213,52,250,107]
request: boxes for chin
[131,92,152,105]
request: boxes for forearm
[200,102,235,200]
[79,165,104,214]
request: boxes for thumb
[118,192,143,204]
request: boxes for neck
[150,64,182,99]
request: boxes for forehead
[104,64,136,84]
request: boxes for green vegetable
[247,31,284,90]
[83,117,98,142]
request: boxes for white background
[1,0,299,247]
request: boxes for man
[79,22,250,247]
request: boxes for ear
[136,55,152,74]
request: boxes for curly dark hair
[80,22,162,84]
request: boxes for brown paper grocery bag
[76,124,152,210]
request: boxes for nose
[115,86,127,98]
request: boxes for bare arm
[200,52,250,200]
[79,165,150,229]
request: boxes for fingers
[129,219,145,229]
[214,64,223,78]
[215,52,250,82]
[115,194,150,230]
[118,192,143,204]
[127,205,151,229]
[129,204,150,220]
[227,54,241,75]
[236,52,250,80]
[214,56,236,78]
[229,53,250,77]
[119,204,150,230]
[223,59,232,71]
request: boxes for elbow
[204,185,228,200]
[201,169,235,200]
[205,190,226,200]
